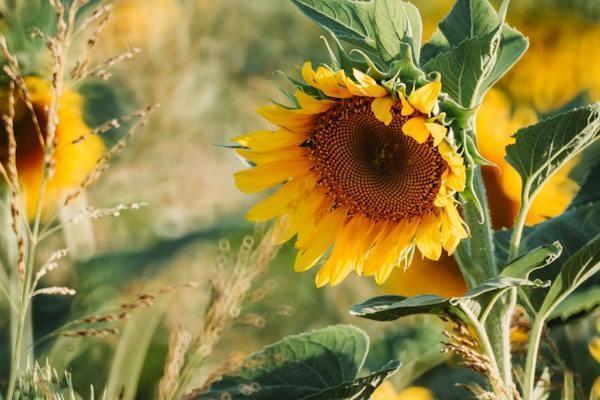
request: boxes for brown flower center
[0,104,48,172]
[306,97,447,221]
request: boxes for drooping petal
[257,104,315,131]
[232,129,307,151]
[408,79,442,115]
[352,69,388,97]
[415,212,443,261]
[294,206,348,272]
[294,90,335,114]
[236,146,306,165]
[371,97,395,126]
[399,93,415,116]
[234,158,310,193]
[245,176,315,222]
[425,122,448,146]
[402,116,430,143]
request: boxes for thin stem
[6,240,36,400]
[523,316,546,400]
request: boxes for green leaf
[506,104,600,205]
[350,277,547,321]
[366,319,446,388]
[424,26,527,108]
[195,325,383,399]
[303,361,401,400]
[500,242,563,280]
[438,0,499,46]
[290,0,377,49]
[373,0,421,63]
[539,234,600,316]
[569,161,600,210]
[549,286,600,322]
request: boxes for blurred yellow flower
[234,63,467,287]
[0,77,104,217]
[100,0,179,53]
[503,14,600,112]
[590,318,600,399]
[373,381,434,400]
[476,89,578,227]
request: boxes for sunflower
[0,77,105,217]
[233,62,467,287]
[590,318,600,399]
[502,13,600,112]
[372,381,434,400]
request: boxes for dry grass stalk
[61,327,119,338]
[173,229,280,399]
[32,286,76,297]
[182,352,245,400]
[441,313,510,400]
[0,78,26,281]
[158,328,193,400]
[70,4,113,80]
[63,104,158,207]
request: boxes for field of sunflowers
[0,0,598,399]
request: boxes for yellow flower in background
[234,62,468,287]
[476,89,578,227]
[503,14,600,112]
[590,318,600,399]
[383,254,466,297]
[0,77,104,217]
[372,381,434,400]
[100,0,179,53]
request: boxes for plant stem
[6,240,36,400]
[522,316,546,400]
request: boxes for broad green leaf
[350,277,547,321]
[506,104,600,205]
[424,26,526,108]
[303,361,401,400]
[366,319,446,388]
[549,286,600,322]
[373,0,422,63]
[195,325,374,399]
[568,161,600,210]
[438,0,499,46]
[290,0,377,49]
[539,235,600,316]
[500,242,563,279]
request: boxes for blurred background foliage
[0,0,599,398]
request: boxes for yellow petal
[236,146,305,165]
[234,158,310,194]
[371,381,397,400]
[415,213,442,261]
[302,61,317,87]
[257,104,314,131]
[371,97,395,126]
[402,117,430,144]
[245,177,314,222]
[315,264,331,287]
[295,90,335,114]
[232,129,307,151]
[399,93,415,116]
[278,189,326,245]
[425,122,447,146]
[352,69,388,97]
[408,79,441,115]
[294,206,348,272]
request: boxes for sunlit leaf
[350,277,547,321]
[194,325,398,400]
[506,104,600,206]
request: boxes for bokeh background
[1,0,599,398]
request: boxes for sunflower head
[0,77,104,216]
[233,61,468,287]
